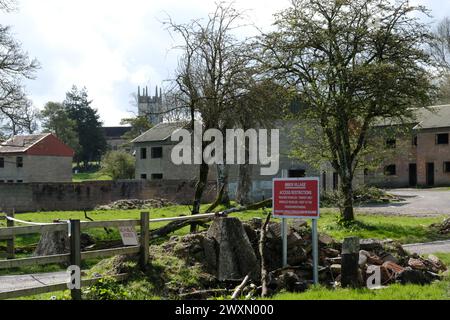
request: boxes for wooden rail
[0,210,224,300]
[0,274,129,300]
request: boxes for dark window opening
[322,172,327,192]
[7,180,13,183]
[384,165,397,176]
[140,174,147,180]
[412,135,418,147]
[444,162,450,173]
[16,157,23,168]
[0,158,4,168]
[386,139,396,148]
[16,180,23,183]
[333,172,339,191]
[436,133,449,145]
[140,148,147,160]
[288,169,306,178]
[364,168,369,176]
[151,174,163,180]
[151,147,163,159]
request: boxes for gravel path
[402,240,450,255]
[0,271,68,294]
[356,189,450,216]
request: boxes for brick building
[365,105,450,188]
[0,133,74,183]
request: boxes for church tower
[137,85,163,125]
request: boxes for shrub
[100,151,135,180]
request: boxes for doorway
[288,169,306,178]
[426,162,435,187]
[409,163,417,187]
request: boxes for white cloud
[1,0,445,125]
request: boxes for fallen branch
[179,289,231,300]
[204,184,226,213]
[260,211,272,298]
[231,274,250,300]
[149,199,273,239]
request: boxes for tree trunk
[237,137,252,205]
[216,163,230,206]
[237,163,252,205]
[340,175,355,222]
[191,162,210,232]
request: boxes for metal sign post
[273,177,320,285]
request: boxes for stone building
[0,133,74,183]
[102,126,132,152]
[137,86,163,126]
[365,105,450,188]
[132,121,313,200]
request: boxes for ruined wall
[0,180,217,213]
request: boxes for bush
[100,151,135,180]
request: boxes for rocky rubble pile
[431,218,450,235]
[95,199,176,210]
[161,217,448,297]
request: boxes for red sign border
[272,177,320,219]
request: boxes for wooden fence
[0,212,218,300]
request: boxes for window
[16,157,23,168]
[436,133,449,145]
[151,147,163,159]
[140,174,147,180]
[322,172,327,192]
[333,172,339,191]
[288,169,306,178]
[7,180,13,183]
[16,180,23,183]
[140,148,147,160]
[386,139,396,148]
[364,168,369,176]
[412,135,418,147]
[384,165,397,176]
[151,173,163,180]
[444,162,450,173]
[0,158,4,168]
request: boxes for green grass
[72,172,112,182]
[271,253,450,300]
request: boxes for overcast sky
[0,0,449,126]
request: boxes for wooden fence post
[140,212,150,271]
[341,236,361,288]
[6,210,15,260]
[70,220,82,300]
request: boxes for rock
[319,234,334,246]
[367,255,384,266]
[397,268,433,285]
[383,261,405,273]
[358,252,368,267]
[291,220,308,231]
[327,257,342,265]
[206,218,259,281]
[359,239,384,252]
[276,271,308,293]
[380,252,399,265]
[427,255,447,273]
[323,248,340,258]
[408,258,427,271]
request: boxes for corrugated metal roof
[0,134,50,154]
[132,122,190,143]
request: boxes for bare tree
[166,2,251,226]
[0,2,39,137]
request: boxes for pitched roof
[0,134,50,154]
[132,122,190,143]
[103,126,132,139]
[413,105,450,130]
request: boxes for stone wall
[0,180,217,213]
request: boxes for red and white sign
[273,178,320,219]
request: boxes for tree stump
[206,217,259,281]
[34,231,70,257]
